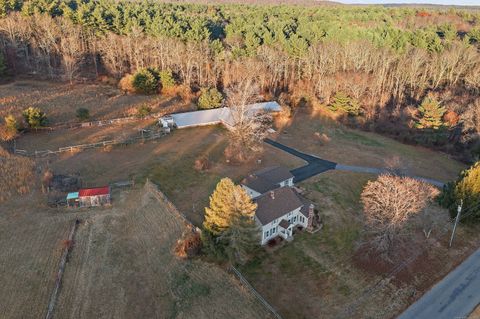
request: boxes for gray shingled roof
[255,187,304,225]
[242,166,294,194]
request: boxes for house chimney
[307,204,315,231]
[270,190,275,200]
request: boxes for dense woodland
[0,0,479,161]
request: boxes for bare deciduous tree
[225,79,272,162]
[361,174,440,258]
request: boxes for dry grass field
[47,126,304,225]
[0,186,272,319]
[0,192,77,318]
[273,108,465,182]
[0,80,193,124]
[53,186,271,319]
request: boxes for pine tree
[328,92,361,116]
[416,96,446,129]
[219,213,259,265]
[440,162,480,224]
[203,178,258,264]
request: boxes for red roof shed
[78,186,110,197]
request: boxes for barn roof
[170,101,281,129]
[78,186,110,197]
[171,108,228,128]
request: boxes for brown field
[0,187,272,319]
[0,192,78,318]
[273,108,465,182]
[0,80,194,124]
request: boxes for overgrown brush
[0,147,35,202]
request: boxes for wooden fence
[144,179,199,232]
[14,130,167,158]
[45,219,80,319]
[230,266,283,319]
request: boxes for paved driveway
[264,138,445,187]
[398,248,480,319]
[264,139,336,182]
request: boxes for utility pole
[449,199,463,248]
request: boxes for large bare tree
[225,78,272,162]
[361,174,439,258]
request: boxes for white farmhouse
[241,166,294,199]
[255,187,315,245]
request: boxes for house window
[293,216,297,223]
[264,231,269,239]
[272,227,276,234]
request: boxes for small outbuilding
[67,186,111,207]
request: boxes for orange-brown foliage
[174,231,202,259]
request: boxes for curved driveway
[264,138,445,187]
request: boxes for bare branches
[225,79,272,162]
[361,175,440,257]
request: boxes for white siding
[242,185,262,199]
[259,206,307,245]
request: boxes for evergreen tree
[198,87,223,110]
[219,213,259,265]
[159,69,175,89]
[440,162,480,224]
[22,107,48,128]
[203,178,258,264]
[416,95,446,129]
[132,68,159,94]
[76,108,90,121]
[328,92,361,116]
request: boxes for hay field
[0,193,76,318]
[54,186,271,319]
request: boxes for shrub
[329,92,361,116]
[0,114,19,140]
[159,69,175,89]
[194,156,210,171]
[132,68,159,94]
[22,107,48,128]
[118,74,135,93]
[174,231,202,259]
[136,104,152,117]
[198,87,223,109]
[440,161,480,224]
[76,108,90,121]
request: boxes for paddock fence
[14,129,168,158]
[45,219,80,319]
[144,179,200,232]
[230,266,283,319]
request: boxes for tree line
[0,1,479,160]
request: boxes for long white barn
[167,101,282,129]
